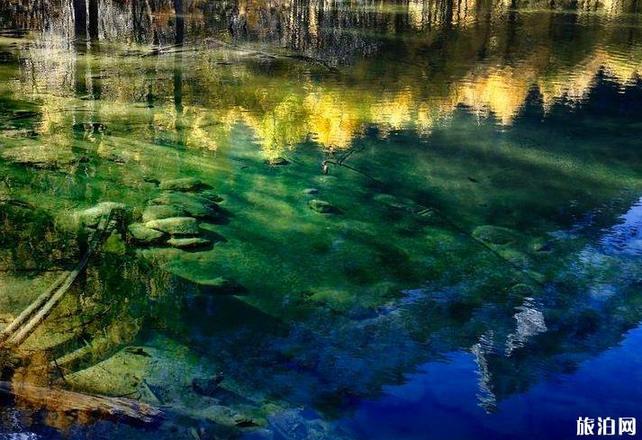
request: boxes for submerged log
[0,381,162,425]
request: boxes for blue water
[340,327,642,439]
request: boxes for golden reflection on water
[3,3,641,159]
[3,6,638,161]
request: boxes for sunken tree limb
[0,381,163,425]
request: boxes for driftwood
[0,381,163,425]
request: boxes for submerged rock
[192,373,225,397]
[472,225,519,246]
[77,202,128,227]
[150,192,224,221]
[167,237,211,250]
[145,217,200,236]
[128,223,166,244]
[373,193,414,210]
[200,190,224,203]
[309,199,339,214]
[265,157,289,166]
[142,205,187,222]
[159,177,210,192]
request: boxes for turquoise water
[0,0,641,438]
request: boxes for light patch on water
[505,298,547,356]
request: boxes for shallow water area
[0,0,641,439]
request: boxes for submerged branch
[0,212,116,348]
[0,381,163,425]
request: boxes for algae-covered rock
[309,199,339,214]
[373,193,414,210]
[167,237,211,250]
[472,225,519,246]
[129,223,166,244]
[159,177,209,192]
[200,190,224,203]
[142,205,187,222]
[145,217,200,236]
[150,192,224,220]
[77,202,128,227]
[265,157,289,166]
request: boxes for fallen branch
[0,212,115,348]
[0,381,163,425]
[0,271,69,345]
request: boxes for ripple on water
[600,197,642,256]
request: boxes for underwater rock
[159,177,210,192]
[200,190,224,203]
[472,225,519,246]
[303,188,319,195]
[373,193,414,210]
[192,373,225,397]
[167,237,212,250]
[150,192,224,221]
[142,205,187,222]
[145,217,200,236]
[265,157,289,166]
[128,223,166,244]
[78,202,128,227]
[308,199,339,214]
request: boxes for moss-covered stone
[308,199,339,214]
[77,202,128,227]
[142,205,187,222]
[145,217,200,236]
[167,237,211,250]
[150,192,223,220]
[373,193,414,210]
[129,223,166,244]
[159,177,210,192]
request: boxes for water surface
[0,0,641,438]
